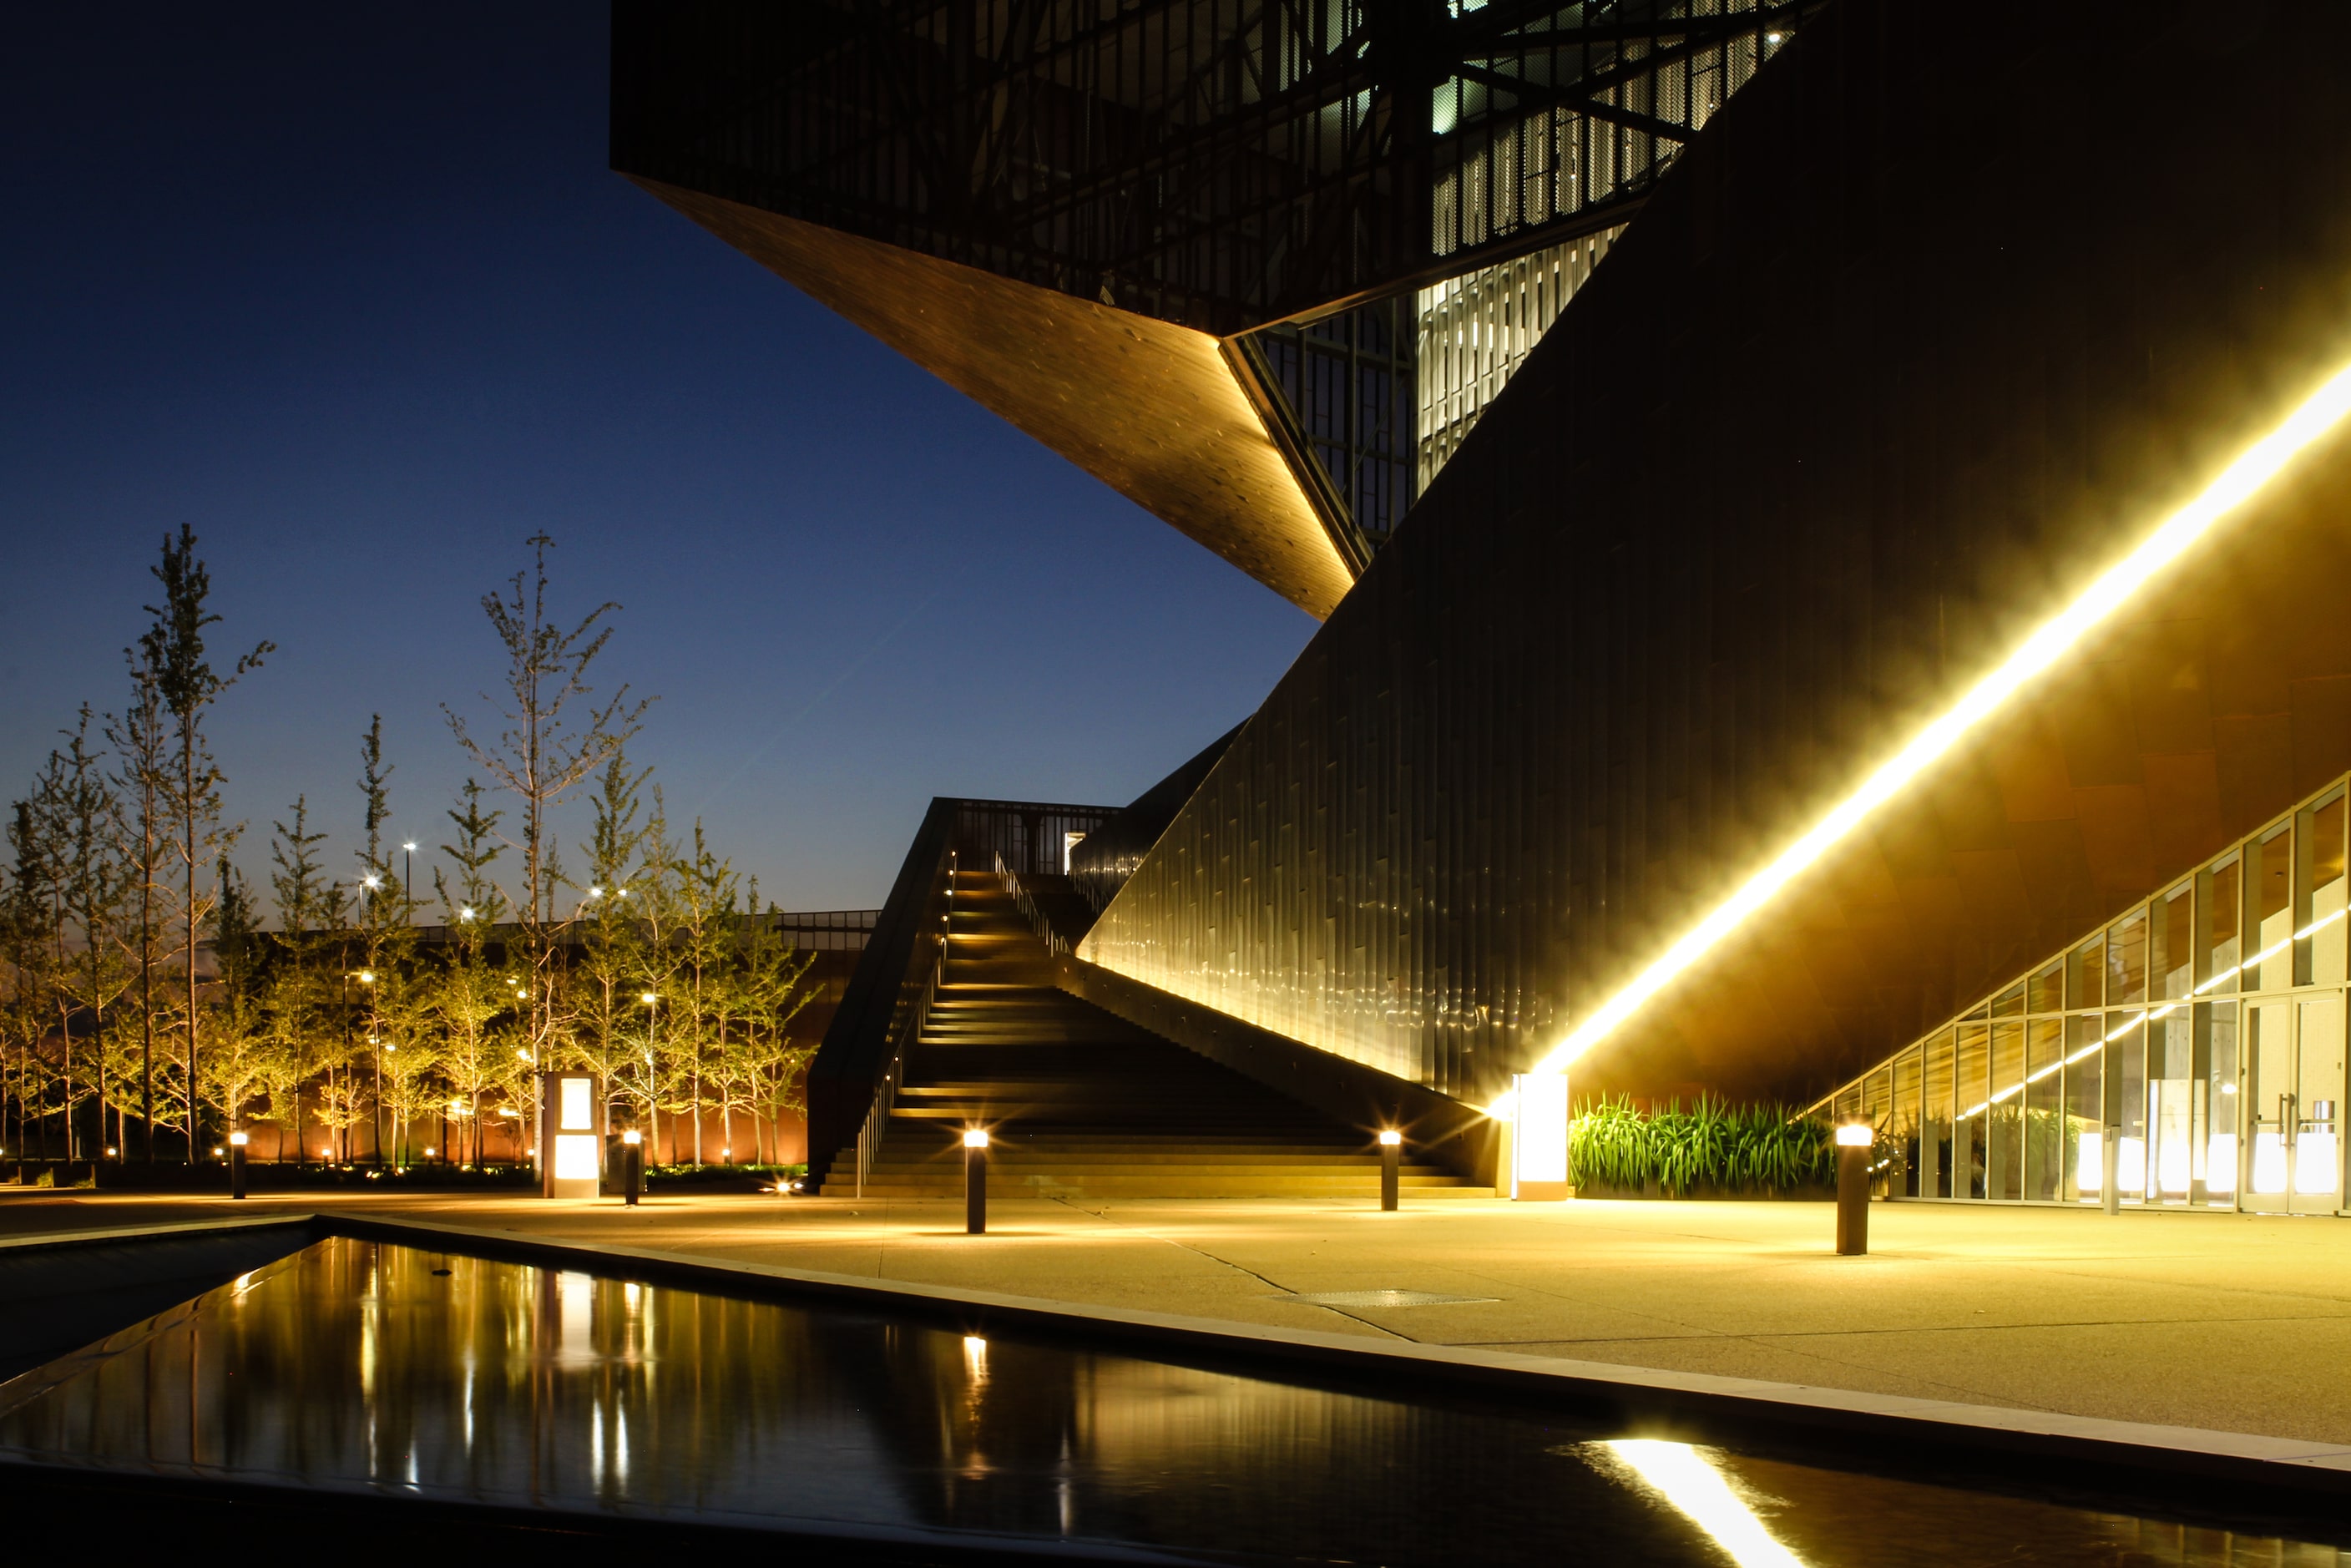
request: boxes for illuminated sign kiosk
[539,1072,604,1199]
[1510,1073,1571,1201]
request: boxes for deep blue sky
[1,5,1314,914]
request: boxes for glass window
[2107,908,2148,1007]
[2152,883,2192,1001]
[1991,983,2025,1019]
[1924,1029,1955,1199]
[2199,853,2241,994]
[2025,1018,2063,1200]
[1987,1019,2025,1199]
[2027,960,2062,1016]
[2202,999,2238,1206]
[2113,1014,2147,1202]
[1957,1016,1990,1199]
[2150,1007,2193,1201]
[1891,1045,1922,1199]
[2063,1014,2105,1203]
[2069,934,2106,1011]
[2250,823,2293,993]
[2297,792,2347,987]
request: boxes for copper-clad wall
[1080,0,2351,1107]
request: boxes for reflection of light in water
[1604,1440,1806,1568]
[963,1335,988,1383]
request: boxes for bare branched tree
[442,534,650,1089]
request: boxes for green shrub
[1565,1095,1831,1195]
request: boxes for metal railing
[995,852,1070,957]
[854,871,951,1197]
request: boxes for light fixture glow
[963,1128,990,1148]
[1377,1129,1403,1146]
[402,842,416,852]
[1531,354,2351,1078]
[229,1131,249,1147]
[1603,1440,1806,1568]
[640,991,657,1004]
[622,1129,642,1146]
[1833,1123,1873,1147]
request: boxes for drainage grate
[1274,1289,1497,1309]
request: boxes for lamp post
[401,842,415,908]
[1834,1123,1873,1255]
[964,1128,989,1234]
[228,1130,248,1201]
[356,968,381,1166]
[1378,1129,1403,1211]
[640,991,660,1166]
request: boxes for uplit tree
[442,534,647,1095]
[139,525,272,1161]
[106,650,171,1160]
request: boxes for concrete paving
[11,1186,2351,1445]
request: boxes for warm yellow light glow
[1833,1123,1873,1147]
[358,970,375,984]
[963,1128,990,1149]
[1603,1440,1806,1568]
[1377,1129,1403,1146]
[640,991,657,1004]
[621,1129,642,1146]
[1532,355,2351,1078]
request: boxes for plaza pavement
[9,1186,2351,1445]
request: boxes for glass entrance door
[2244,994,2345,1213]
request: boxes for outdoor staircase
[847,873,1493,1200]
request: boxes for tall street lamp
[641,991,659,1165]
[402,842,416,909]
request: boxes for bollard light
[228,1130,250,1201]
[1833,1122,1873,1255]
[963,1128,989,1235]
[1378,1129,1403,1211]
[620,1127,644,1206]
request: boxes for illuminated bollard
[228,1130,249,1201]
[620,1128,643,1206]
[1834,1123,1872,1255]
[964,1129,989,1235]
[1378,1129,1402,1211]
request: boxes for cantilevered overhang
[1075,0,2351,1108]
[631,180,1356,619]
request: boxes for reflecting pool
[0,1238,2339,1564]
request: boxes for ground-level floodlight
[228,1130,250,1201]
[963,1128,989,1235]
[620,1128,644,1206]
[1834,1123,1873,1255]
[1378,1129,1403,1211]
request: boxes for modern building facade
[615,0,2351,1211]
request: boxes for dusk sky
[2,5,1316,916]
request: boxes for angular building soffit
[1560,361,2351,1087]
[631,178,1357,619]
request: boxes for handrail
[855,867,951,1196]
[995,852,1069,957]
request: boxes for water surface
[0,1238,2337,1565]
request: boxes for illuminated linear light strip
[1529,360,2351,1080]
[1949,908,2344,1117]
[1603,1440,1807,1568]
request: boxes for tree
[266,797,336,1162]
[572,751,651,1138]
[673,820,739,1166]
[430,780,508,1164]
[35,708,134,1161]
[351,716,420,1163]
[442,534,648,1093]
[107,650,170,1161]
[202,859,276,1139]
[140,525,272,1161]
[2,804,59,1158]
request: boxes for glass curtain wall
[1818,776,2351,1213]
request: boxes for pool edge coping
[13,1210,2351,1505]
